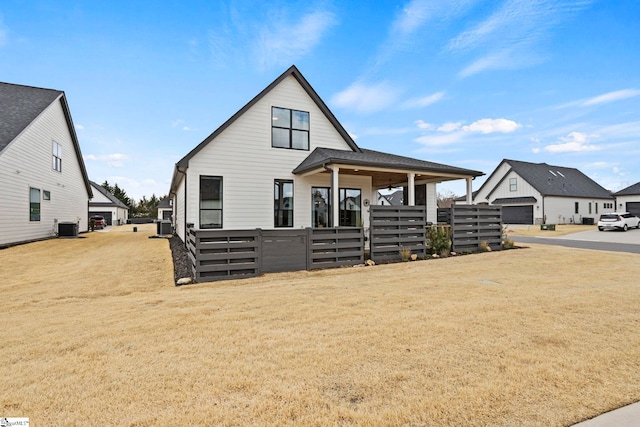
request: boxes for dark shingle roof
[293,147,484,177]
[158,197,172,208]
[492,196,537,204]
[615,181,640,196]
[502,159,613,199]
[0,82,63,153]
[385,190,404,206]
[89,181,128,209]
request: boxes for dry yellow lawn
[1,224,639,426]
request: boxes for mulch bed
[168,235,192,284]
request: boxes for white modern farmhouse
[470,159,614,224]
[89,181,129,226]
[0,82,92,247]
[169,66,483,244]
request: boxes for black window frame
[312,187,331,228]
[339,188,362,227]
[199,176,223,229]
[30,187,41,222]
[271,106,310,151]
[274,179,294,228]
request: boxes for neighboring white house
[0,82,92,247]
[157,197,173,220]
[169,65,483,243]
[89,181,129,226]
[614,182,640,217]
[470,159,614,224]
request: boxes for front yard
[1,224,639,426]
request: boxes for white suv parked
[597,212,640,231]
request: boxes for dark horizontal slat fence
[309,227,364,270]
[186,227,364,282]
[451,204,502,252]
[187,229,261,282]
[369,206,427,262]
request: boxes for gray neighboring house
[0,82,93,246]
[470,159,614,224]
[157,197,173,221]
[614,182,640,217]
[89,181,129,226]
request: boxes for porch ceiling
[307,167,464,188]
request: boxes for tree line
[101,181,167,219]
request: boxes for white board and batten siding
[0,98,90,246]
[183,75,364,231]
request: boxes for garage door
[626,202,640,217]
[502,205,533,224]
[92,211,113,225]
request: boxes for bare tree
[437,190,458,208]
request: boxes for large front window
[272,107,309,150]
[312,187,331,227]
[200,176,222,229]
[30,187,41,221]
[339,188,361,227]
[274,179,293,227]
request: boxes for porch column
[407,173,415,206]
[331,166,340,227]
[466,177,473,204]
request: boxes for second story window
[272,107,309,150]
[509,177,517,192]
[52,141,62,172]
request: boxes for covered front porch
[293,147,483,227]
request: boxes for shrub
[479,240,492,252]
[399,246,412,262]
[428,225,452,255]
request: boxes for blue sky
[1,0,639,200]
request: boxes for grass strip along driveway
[1,224,639,426]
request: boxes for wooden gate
[261,229,308,273]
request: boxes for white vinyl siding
[0,98,90,246]
[185,75,358,230]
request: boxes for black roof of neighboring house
[484,159,613,199]
[614,181,640,196]
[492,196,538,204]
[158,197,172,208]
[293,147,484,177]
[89,181,128,209]
[0,82,93,197]
[385,190,404,206]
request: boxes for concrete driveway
[555,227,640,244]
[511,225,640,254]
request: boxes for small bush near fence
[427,225,452,256]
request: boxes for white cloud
[581,89,640,106]
[182,126,191,131]
[256,10,337,70]
[415,120,433,130]
[450,0,592,77]
[415,117,521,146]
[437,122,463,132]
[84,153,130,168]
[462,118,521,134]
[331,81,400,113]
[402,91,445,109]
[75,124,85,131]
[415,131,466,146]
[543,131,600,153]
[531,147,541,154]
